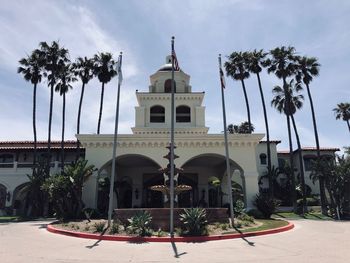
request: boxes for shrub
[127,211,152,237]
[109,222,119,234]
[246,209,265,219]
[254,193,281,219]
[179,208,208,236]
[94,221,106,233]
[237,213,255,223]
[234,200,245,215]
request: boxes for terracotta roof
[278,147,340,154]
[259,140,281,144]
[0,140,81,150]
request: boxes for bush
[109,222,119,234]
[237,213,255,223]
[93,221,106,233]
[233,200,245,215]
[246,209,265,219]
[127,211,152,237]
[179,208,208,236]
[254,193,281,219]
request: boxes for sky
[0,0,349,153]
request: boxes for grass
[0,216,21,223]
[273,212,331,220]
[240,219,289,233]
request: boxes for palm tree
[333,102,350,132]
[267,46,299,211]
[224,52,252,132]
[72,57,94,158]
[272,80,307,213]
[93,52,117,134]
[17,49,45,166]
[55,63,76,170]
[246,49,273,196]
[296,56,327,213]
[39,41,69,161]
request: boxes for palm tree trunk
[32,83,37,168]
[347,120,350,133]
[47,83,54,173]
[305,84,327,214]
[291,114,307,215]
[286,115,297,212]
[76,82,85,158]
[240,79,251,132]
[97,82,105,134]
[256,73,273,196]
[61,92,66,172]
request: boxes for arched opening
[12,183,30,215]
[0,184,7,209]
[176,105,191,123]
[181,154,245,207]
[97,155,162,213]
[164,79,176,93]
[150,105,165,123]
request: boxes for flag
[116,57,123,85]
[172,49,180,71]
[220,68,226,89]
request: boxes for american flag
[220,68,226,89]
[172,50,180,71]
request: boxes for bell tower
[132,56,209,135]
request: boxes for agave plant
[179,208,208,236]
[127,211,152,236]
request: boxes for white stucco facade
[78,56,266,210]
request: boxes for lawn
[0,216,20,223]
[273,212,331,220]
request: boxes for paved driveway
[0,219,349,262]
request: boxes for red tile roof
[0,140,80,150]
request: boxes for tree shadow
[85,228,107,249]
[171,242,187,258]
[233,227,255,246]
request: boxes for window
[150,105,165,123]
[303,157,315,171]
[0,154,14,168]
[259,153,267,165]
[176,106,191,122]
[164,79,176,93]
[278,158,286,168]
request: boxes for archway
[181,154,246,207]
[97,154,162,212]
[0,183,7,209]
[12,183,30,215]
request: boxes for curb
[47,221,294,243]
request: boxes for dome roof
[157,55,181,72]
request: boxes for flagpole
[218,54,234,226]
[169,36,176,237]
[108,52,123,227]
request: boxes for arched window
[150,105,165,123]
[259,153,267,165]
[176,106,191,122]
[164,79,176,93]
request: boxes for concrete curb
[47,221,294,243]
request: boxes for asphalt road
[0,219,349,262]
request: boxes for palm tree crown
[296,56,320,85]
[224,51,250,80]
[271,80,304,115]
[72,56,94,84]
[18,49,45,85]
[93,52,116,84]
[333,102,350,121]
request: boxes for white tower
[132,56,209,135]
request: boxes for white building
[0,55,339,215]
